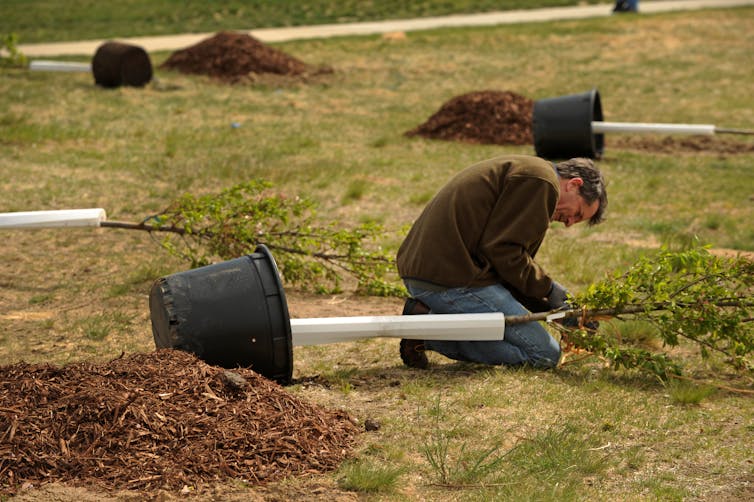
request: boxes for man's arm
[479,176,559,299]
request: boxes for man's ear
[567,177,584,191]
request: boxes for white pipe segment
[0,208,107,228]
[29,60,92,72]
[591,121,716,135]
[290,312,505,346]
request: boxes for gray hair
[554,158,607,225]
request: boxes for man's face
[552,177,599,227]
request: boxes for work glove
[547,281,600,330]
[546,281,570,311]
[564,317,600,330]
[547,281,579,328]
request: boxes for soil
[607,134,754,155]
[405,90,534,146]
[159,31,333,83]
[405,90,754,155]
[0,349,359,498]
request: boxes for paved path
[17,0,754,57]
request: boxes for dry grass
[2,6,753,501]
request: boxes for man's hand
[547,281,600,330]
[546,281,570,310]
[562,316,600,330]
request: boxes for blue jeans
[405,282,561,368]
[614,0,638,11]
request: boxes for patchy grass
[1,5,753,501]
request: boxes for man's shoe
[400,339,429,369]
[402,297,430,315]
[400,298,431,368]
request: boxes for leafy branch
[1,33,28,68]
[118,180,403,296]
[559,246,753,377]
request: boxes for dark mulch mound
[0,350,359,496]
[160,31,332,82]
[405,90,534,145]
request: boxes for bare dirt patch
[160,31,333,83]
[608,134,754,155]
[586,232,754,260]
[286,290,404,319]
[1,349,359,497]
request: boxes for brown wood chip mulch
[160,31,332,82]
[405,90,534,146]
[0,349,359,496]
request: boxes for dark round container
[532,88,604,159]
[92,41,153,88]
[149,245,293,384]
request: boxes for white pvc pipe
[591,121,716,135]
[29,60,92,72]
[290,312,505,346]
[0,208,107,228]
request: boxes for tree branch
[504,299,754,325]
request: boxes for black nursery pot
[532,88,604,159]
[149,245,294,384]
[92,41,153,88]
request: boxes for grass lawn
[1,2,753,501]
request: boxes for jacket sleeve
[477,175,558,299]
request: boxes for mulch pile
[405,90,534,145]
[160,31,332,83]
[0,349,359,496]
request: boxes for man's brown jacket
[396,154,559,300]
